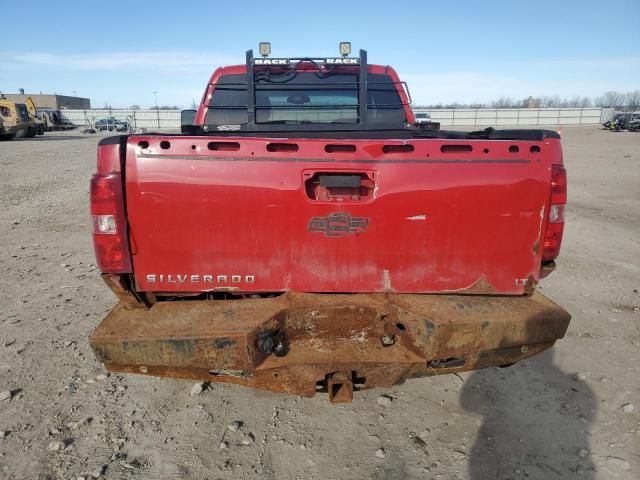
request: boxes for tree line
[101,104,183,110]
[103,90,640,111]
[416,90,640,110]
[128,104,182,110]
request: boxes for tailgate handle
[305,172,375,202]
[319,175,362,188]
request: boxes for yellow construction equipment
[0,92,41,140]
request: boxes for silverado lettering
[89,46,570,403]
[146,274,256,284]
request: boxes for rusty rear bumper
[89,291,570,402]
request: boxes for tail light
[90,173,132,273]
[542,164,567,262]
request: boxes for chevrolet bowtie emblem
[307,212,369,237]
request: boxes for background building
[3,93,91,109]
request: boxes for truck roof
[206,63,402,86]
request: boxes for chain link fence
[59,107,608,129]
[414,108,607,126]
[59,109,180,130]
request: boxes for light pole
[153,91,160,128]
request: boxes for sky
[1,0,639,108]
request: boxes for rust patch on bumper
[89,291,570,402]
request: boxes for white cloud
[5,51,234,70]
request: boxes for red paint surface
[123,135,563,294]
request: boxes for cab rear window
[206,72,406,126]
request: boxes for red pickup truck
[89,45,570,402]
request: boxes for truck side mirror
[181,109,197,134]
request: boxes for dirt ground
[0,126,638,480]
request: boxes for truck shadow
[460,347,596,479]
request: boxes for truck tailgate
[124,135,559,295]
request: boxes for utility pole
[153,91,160,128]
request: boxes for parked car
[413,112,440,129]
[627,117,640,132]
[94,117,129,132]
[414,112,431,124]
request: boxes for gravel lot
[0,126,638,480]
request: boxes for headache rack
[196,49,413,134]
[246,49,382,126]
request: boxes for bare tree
[149,105,181,110]
[625,91,640,110]
[578,97,592,108]
[546,96,562,108]
[491,97,518,109]
[416,91,622,110]
[595,91,626,108]
[129,104,141,110]
[522,96,541,108]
